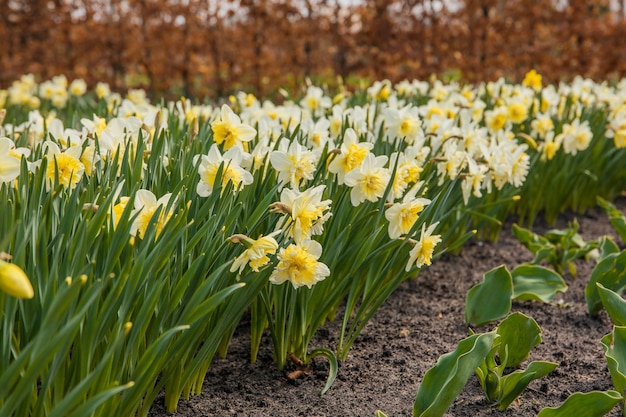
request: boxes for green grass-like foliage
[1,71,626,415]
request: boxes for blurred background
[2,0,625,98]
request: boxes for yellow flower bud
[0,260,34,299]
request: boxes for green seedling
[512,220,598,277]
[474,313,557,411]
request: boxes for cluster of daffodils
[2,72,626,292]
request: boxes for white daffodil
[194,144,253,197]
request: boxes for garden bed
[148,197,626,417]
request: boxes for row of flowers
[1,71,625,416]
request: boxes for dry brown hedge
[2,0,626,98]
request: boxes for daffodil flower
[0,260,34,299]
[0,137,25,183]
[405,222,442,271]
[344,153,391,206]
[269,240,330,289]
[129,190,175,239]
[385,187,431,239]
[270,185,332,245]
[269,138,319,190]
[327,128,373,185]
[211,104,257,150]
[194,144,253,197]
[40,141,85,189]
[228,231,280,274]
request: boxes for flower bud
[0,260,34,299]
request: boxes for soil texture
[149,198,626,417]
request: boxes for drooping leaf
[496,312,542,367]
[597,197,626,243]
[497,361,558,411]
[307,348,338,396]
[413,332,497,417]
[596,283,626,326]
[511,264,567,303]
[465,265,512,327]
[601,326,626,395]
[585,251,626,316]
[536,390,622,417]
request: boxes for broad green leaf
[497,361,558,411]
[375,412,388,417]
[465,265,512,327]
[597,283,626,326]
[413,332,496,417]
[511,264,568,303]
[496,312,542,367]
[536,390,622,417]
[601,326,626,395]
[585,251,626,316]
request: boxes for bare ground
[149,197,626,417]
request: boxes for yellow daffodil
[194,144,253,197]
[344,153,391,206]
[130,190,175,239]
[228,231,280,274]
[328,128,373,185]
[0,260,34,299]
[211,104,257,150]
[271,185,332,245]
[269,138,319,190]
[405,223,442,271]
[269,240,330,289]
[41,141,85,189]
[385,187,431,239]
[522,69,543,91]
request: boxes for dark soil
[149,198,626,417]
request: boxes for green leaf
[585,251,626,316]
[413,332,497,417]
[465,265,512,327]
[497,361,558,411]
[375,411,388,417]
[598,236,620,261]
[496,312,542,367]
[536,390,622,417]
[511,264,568,303]
[601,326,626,395]
[597,197,626,243]
[307,348,338,396]
[597,283,626,326]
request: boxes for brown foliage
[1,0,625,97]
